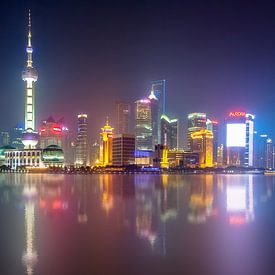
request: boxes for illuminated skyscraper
[151,79,166,116]
[206,119,219,165]
[160,114,178,149]
[115,101,130,134]
[266,138,274,170]
[39,117,62,149]
[226,111,254,167]
[148,90,160,146]
[187,113,207,151]
[21,10,39,149]
[100,119,114,166]
[75,114,89,166]
[135,99,152,150]
[191,129,213,168]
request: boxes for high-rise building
[266,138,274,170]
[160,115,178,149]
[206,119,219,165]
[21,10,39,149]
[245,114,254,167]
[148,91,160,146]
[135,99,152,150]
[0,132,10,146]
[112,134,135,166]
[115,102,130,134]
[253,133,268,168]
[151,79,166,116]
[225,111,254,167]
[75,114,89,167]
[187,113,207,151]
[100,119,113,166]
[191,129,213,168]
[39,117,62,149]
[90,140,100,166]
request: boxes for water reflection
[0,174,275,274]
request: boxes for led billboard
[226,123,246,147]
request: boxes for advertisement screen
[226,123,246,147]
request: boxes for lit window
[27,105,32,112]
[27,113,32,120]
[27,88,32,96]
[27,97,32,104]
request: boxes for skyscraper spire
[27,9,33,68]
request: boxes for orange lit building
[191,129,213,168]
[100,119,114,166]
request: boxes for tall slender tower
[22,10,39,149]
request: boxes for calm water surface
[0,174,275,275]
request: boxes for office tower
[135,99,152,150]
[21,10,39,149]
[112,134,135,166]
[0,132,10,146]
[116,101,130,134]
[151,79,166,116]
[187,113,207,151]
[100,119,113,166]
[191,129,213,168]
[245,114,254,167]
[266,138,273,170]
[253,133,268,168]
[75,114,89,167]
[217,144,224,167]
[206,119,219,165]
[149,91,160,146]
[90,140,100,166]
[39,117,62,148]
[226,111,254,167]
[160,115,178,149]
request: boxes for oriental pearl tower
[21,10,39,149]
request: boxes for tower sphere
[22,67,38,82]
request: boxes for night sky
[1,0,275,144]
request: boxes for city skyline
[1,1,275,144]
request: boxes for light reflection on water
[0,174,275,275]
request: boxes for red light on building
[52,200,62,209]
[229,111,246,117]
[52,126,62,133]
[40,128,46,133]
[212,120,218,125]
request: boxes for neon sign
[229,111,246,117]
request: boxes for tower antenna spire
[27,9,33,67]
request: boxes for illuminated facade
[160,114,178,149]
[39,117,62,148]
[226,112,254,167]
[191,129,213,168]
[112,134,135,166]
[100,119,113,166]
[206,119,219,165]
[154,144,169,168]
[21,11,39,149]
[135,99,152,150]
[116,101,130,134]
[75,114,89,166]
[149,90,160,146]
[187,113,207,151]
